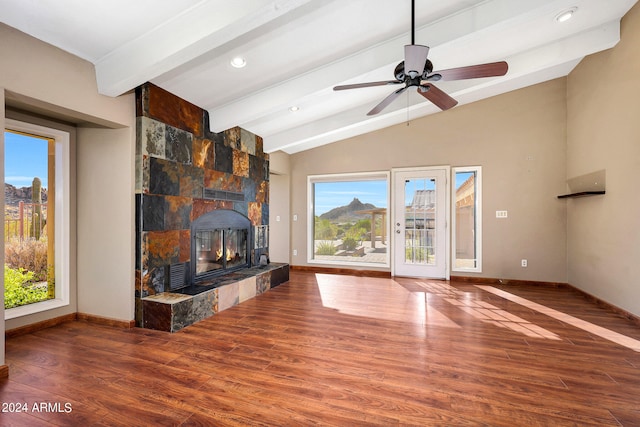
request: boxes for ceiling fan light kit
[334,0,509,116]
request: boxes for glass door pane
[403,178,436,265]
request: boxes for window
[308,172,389,267]
[452,166,482,272]
[4,119,70,319]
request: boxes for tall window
[308,172,389,267]
[452,166,482,272]
[4,119,70,318]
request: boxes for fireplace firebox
[191,210,251,283]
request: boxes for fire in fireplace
[191,210,251,283]
[195,228,248,275]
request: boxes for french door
[392,167,449,279]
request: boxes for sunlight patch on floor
[315,274,461,329]
[477,285,640,352]
[415,281,561,340]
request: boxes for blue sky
[314,180,387,215]
[4,131,49,188]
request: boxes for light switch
[496,210,508,218]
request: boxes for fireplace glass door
[195,228,248,277]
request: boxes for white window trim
[451,166,482,273]
[4,119,70,319]
[307,171,390,268]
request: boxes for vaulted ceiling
[1,0,637,153]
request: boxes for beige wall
[566,3,640,316]
[268,151,291,263]
[1,23,135,339]
[77,127,135,321]
[290,78,568,282]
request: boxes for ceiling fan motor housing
[395,59,433,82]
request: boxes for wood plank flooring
[2,271,640,426]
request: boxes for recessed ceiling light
[289,106,300,112]
[555,7,577,23]
[230,56,246,68]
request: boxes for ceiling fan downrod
[411,0,415,45]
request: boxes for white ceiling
[1,0,637,153]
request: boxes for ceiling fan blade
[367,86,409,116]
[404,44,429,78]
[428,61,508,81]
[417,84,458,110]
[333,80,402,91]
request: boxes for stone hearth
[142,263,289,332]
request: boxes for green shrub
[315,241,337,255]
[4,264,48,309]
[342,237,358,251]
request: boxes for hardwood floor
[2,271,640,426]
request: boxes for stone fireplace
[134,82,288,332]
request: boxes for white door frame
[391,166,450,279]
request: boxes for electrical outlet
[521,259,528,267]
[293,249,298,256]
[293,214,298,221]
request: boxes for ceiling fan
[333,0,508,115]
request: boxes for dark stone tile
[262,203,269,225]
[270,264,289,288]
[142,194,165,231]
[249,154,263,182]
[142,266,167,296]
[190,290,218,321]
[179,164,204,198]
[143,300,172,332]
[256,272,270,295]
[165,125,193,164]
[147,230,180,268]
[164,196,192,230]
[214,142,233,174]
[171,298,194,332]
[149,157,180,196]
[135,195,142,269]
[242,178,256,203]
